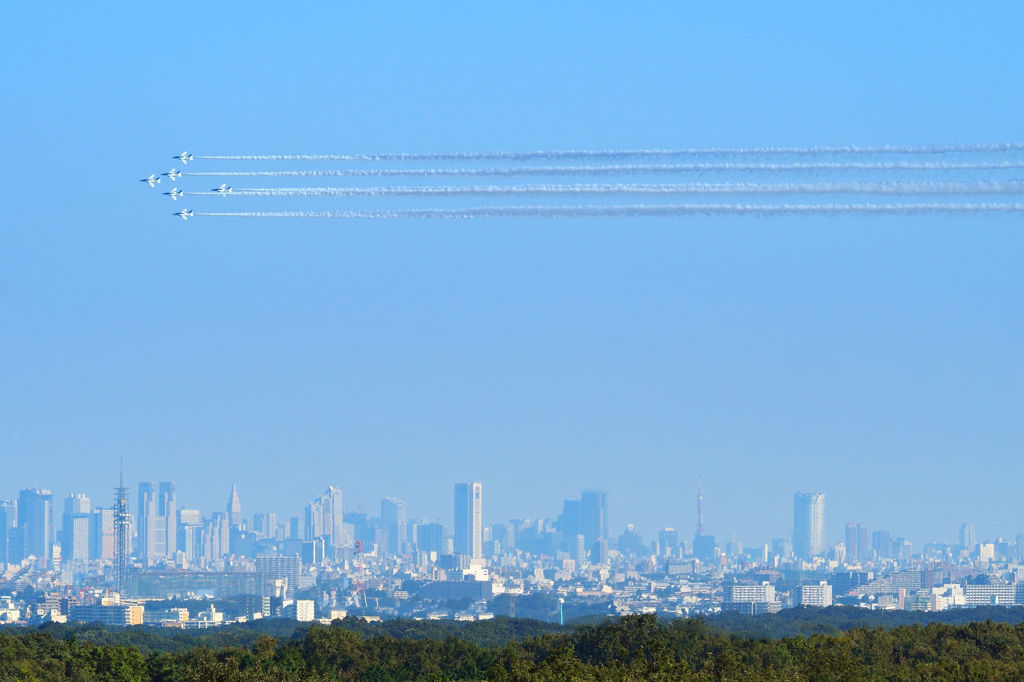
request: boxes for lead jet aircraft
[141,174,161,187]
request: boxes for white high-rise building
[793,492,825,560]
[454,482,483,559]
[798,581,833,607]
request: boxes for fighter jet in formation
[140,174,161,187]
[163,168,182,181]
[174,209,195,220]
[174,151,194,165]
[164,187,184,201]
[214,183,232,196]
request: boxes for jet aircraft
[141,174,161,187]
[163,168,182,181]
[214,183,232,195]
[174,209,195,220]
[164,187,184,200]
[174,151,194,164]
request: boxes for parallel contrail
[196,143,1024,162]
[194,203,1024,219]
[184,161,1024,178]
[185,181,1024,198]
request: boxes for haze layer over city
[4,4,1024,556]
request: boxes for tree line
[6,614,1024,679]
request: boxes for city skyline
[0,471,1012,562]
[1,466,1021,628]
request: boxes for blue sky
[1,2,1022,548]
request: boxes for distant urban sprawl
[0,471,1015,628]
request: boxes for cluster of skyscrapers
[5,474,1023,626]
[0,480,918,577]
[0,477,498,580]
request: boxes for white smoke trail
[194,203,1024,219]
[183,161,1024,178]
[196,142,1024,162]
[185,181,1024,198]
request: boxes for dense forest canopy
[7,612,1024,679]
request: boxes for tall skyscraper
[62,493,91,565]
[89,508,115,561]
[159,482,177,557]
[557,499,580,552]
[380,498,407,555]
[305,486,344,548]
[793,492,826,560]
[579,490,608,549]
[856,523,870,562]
[253,512,278,539]
[415,522,445,555]
[18,488,53,568]
[137,482,161,564]
[204,512,229,561]
[227,484,242,527]
[844,522,871,563]
[872,530,892,559]
[658,528,679,555]
[0,499,15,565]
[177,508,203,563]
[454,482,482,558]
[959,522,977,550]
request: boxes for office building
[137,482,177,564]
[62,493,91,565]
[253,512,278,539]
[381,498,407,555]
[453,482,482,558]
[557,491,608,552]
[18,488,53,568]
[305,486,344,549]
[658,528,679,555]
[204,512,229,561]
[256,555,301,597]
[158,482,177,556]
[579,490,608,548]
[793,492,825,560]
[558,499,580,551]
[227,484,242,527]
[177,508,203,563]
[845,522,871,563]
[415,522,444,555]
[959,522,977,551]
[693,534,717,562]
[0,500,15,565]
[872,530,892,560]
[89,508,115,561]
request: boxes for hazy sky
[2,3,1023,549]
